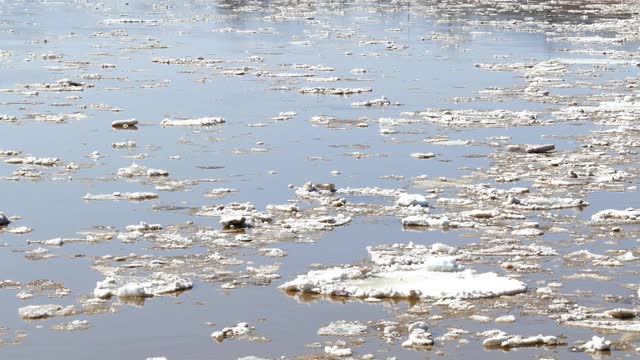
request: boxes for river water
[1,0,640,359]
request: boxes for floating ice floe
[160,117,225,126]
[83,192,158,201]
[102,18,156,24]
[352,96,397,107]
[19,304,75,320]
[402,109,541,128]
[395,193,429,207]
[111,119,138,128]
[506,144,555,154]
[219,215,248,229]
[324,345,352,357]
[0,115,18,122]
[511,228,544,237]
[605,308,636,319]
[210,322,254,342]
[402,329,434,348]
[504,196,588,210]
[401,214,479,228]
[52,320,90,331]
[483,332,562,348]
[93,272,193,299]
[118,163,169,178]
[299,87,372,95]
[205,188,237,198]
[112,140,136,149]
[258,248,287,258]
[318,320,367,336]
[280,214,352,233]
[495,315,516,323]
[402,322,433,348]
[576,336,611,352]
[368,243,458,266]
[42,238,64,246]
[4,157,59,166]
[265,204,299,213]
[410,152,435,159]
[7,226,31,234]
[590,208,640,224]
[280,246,526,300]
[20,79,85,92]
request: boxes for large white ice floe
[280,246,526,300]
[483,333,562,348]
[280,267,525,299]
[5,156,59,166]
[93,273,193,299]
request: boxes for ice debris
[19,304,75,320]
[317,321,367,337]
[577,336,611,352]
[210,322,254,342]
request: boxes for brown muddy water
[1,0,640,359]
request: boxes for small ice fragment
[43,238,64,246]
[578,336,611,352]
[111,119,138,128]
[396,193,429,207]
[495,315,516,323]
[116,283,150,298]
[324,345,352,357]
[411,152,435,159]
[317,321,367,336]
[525,144,555,153]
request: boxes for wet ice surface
[1,0,640,358]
